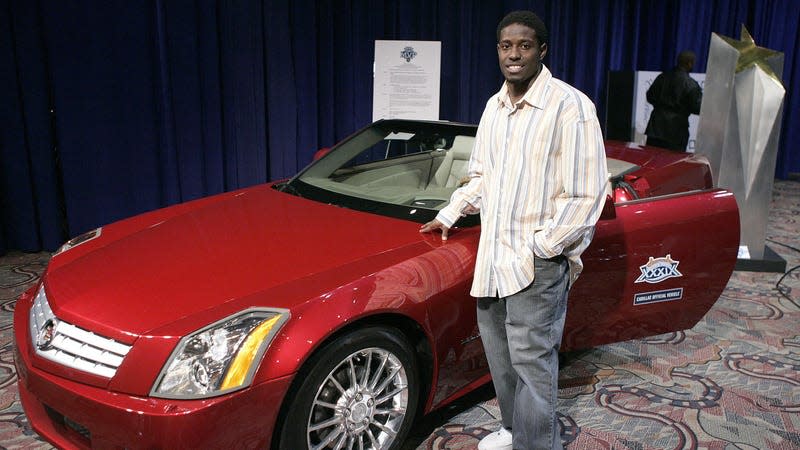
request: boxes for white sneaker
[477,427,513,450]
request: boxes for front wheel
[278,327,419,450]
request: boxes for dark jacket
[645,68,702,151]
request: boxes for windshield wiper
[275,182,302,197]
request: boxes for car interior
[301,132,641,210]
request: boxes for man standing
[420,10,608,450]
[645,51,703,151]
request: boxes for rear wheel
[278,327,419,450]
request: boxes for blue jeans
[477,255,569,450]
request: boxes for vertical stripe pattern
[437,66,608,298]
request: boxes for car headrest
[449,135,475,159]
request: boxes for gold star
[718,26,783,83]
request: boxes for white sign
[633,71,705,152]
[373,40,441,121]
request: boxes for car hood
[43,184,425,338]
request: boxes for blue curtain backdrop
[1,0,798,254]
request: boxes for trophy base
[735,245,787,273]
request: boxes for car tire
[277,327,419,450]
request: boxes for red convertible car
[14,119,739,449]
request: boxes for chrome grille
[29,285,132,378]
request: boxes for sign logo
[634,288,684,305]
[635,254,682,283]
[36,318,59,351]
[400,46,417,62]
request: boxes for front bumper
[13,292,293,449]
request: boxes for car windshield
[283,120,479,225]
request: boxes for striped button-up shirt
[437,65,608,298]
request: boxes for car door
[563,188,740,350]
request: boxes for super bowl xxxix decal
[635,254,682,284]
[633,254,684,305]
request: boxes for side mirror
[313,147,331,161]
[600,194,616,220]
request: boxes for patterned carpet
[2,180,798,450]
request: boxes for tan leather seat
[429,135,475,187]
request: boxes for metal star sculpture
[696,25,785,262]
[718,26,783,83]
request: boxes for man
[420,10,608,450]
[645,51,703,151]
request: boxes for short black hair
[677,50,696,66]
[496,10,548,47]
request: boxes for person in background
[420,10,608,450]
[645,50,703,151]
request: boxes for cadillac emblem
[36,318,58,351]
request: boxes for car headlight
[151,308,289,399]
